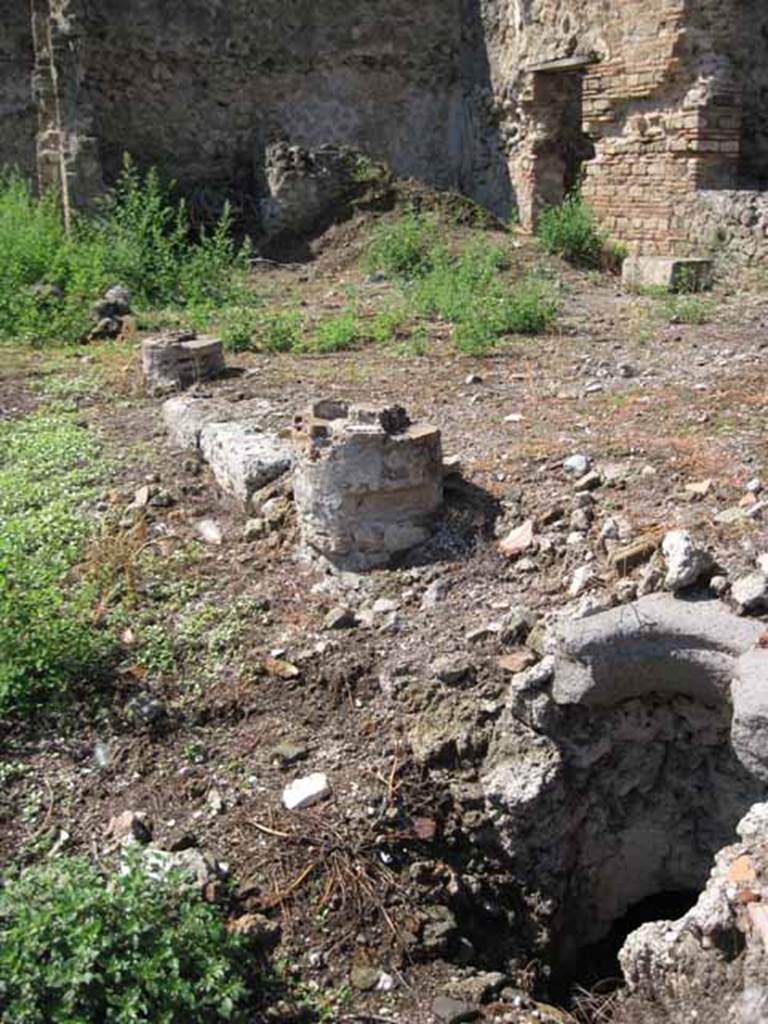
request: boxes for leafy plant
[536,194,606,267]
[310,310,364,353]
[254,309,304,353]
[0,854,256,1023]
[365,211,438,278]
[0,158,254,346]
[0,412,113,718]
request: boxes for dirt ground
[1,216,767,1024]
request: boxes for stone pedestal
[142,333,225,392]
[622,256,714,293]
[293,402,443,570]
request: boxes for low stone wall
[681,189,768,266]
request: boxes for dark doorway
[524,57,596,226]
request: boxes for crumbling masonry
[4,1,768,259]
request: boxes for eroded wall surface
[0,2,36,176]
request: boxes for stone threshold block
[621,256,714,293]
[162,393,277,450]
[293,401,443,571]
[199,421,293,507]
[143,332,225,392]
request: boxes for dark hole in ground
[551,889,700,1009]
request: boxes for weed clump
[0,412,112,719]
[0,159,253,346]
[365,210,438,278]
[0,854,256,1023]
[536,194,606,268]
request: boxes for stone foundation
[293,402,443,571]
[142,334,225,393]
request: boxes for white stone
[732,572,768,614]
[282,772,332,811]
[563,454,590,476]
[661,529,709,591]
[195,518,223,545]
[569,564,595,598]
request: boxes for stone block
[142,333,225,392]
[199,421,293,506]
[621,256,713,292]
[162,394,278,450]
[293,402,443,570]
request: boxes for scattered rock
[106,810,152,846]
[431,654,473,685]
[661,529,710,591]
[227,913,281,946]
[195,518,223,545]
[498,519,535,559]
[732,572,768,615]
[421,578,448,610]
[324,605,357,630]
[563,454,590,476]
[349,966,381,992]
[263,657,300,680]
[569,564,595,598]
[272,741,309,767]
[709,574,729,597]
[282,772,332,810]
[574,469,603,492]
[497,650,537,674]
[715,505,748,526]
[684,478,712,498]
[431,995,479,1023]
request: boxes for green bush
[365,211,438,278]
[0,412,112,719]
[0,159,252,345]
[407,243,556,353]
[310,310,364,352]
[255,309,304,353]
[0,854,255,1024]
[536,194,606,267]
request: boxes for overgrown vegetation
[0,854,256,1023]
[536,193,608,268]
[365,210,558,354]
[0,411,112,719]
[0,160,252,346]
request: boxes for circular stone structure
[292,401,443,570]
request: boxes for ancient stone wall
[0,2,36,177]
[82,0,469,208]
[3,0,768,257]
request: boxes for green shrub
[255,309,304,353]
[365,211,438,278]
[310,310,364,352]
[0,854,255,1024]
[664,294,713,325]
[407,243,556,353]
[536,194,606,267]
[0,159,253,345]
[0,412,112,719]
[368,305,408,345]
